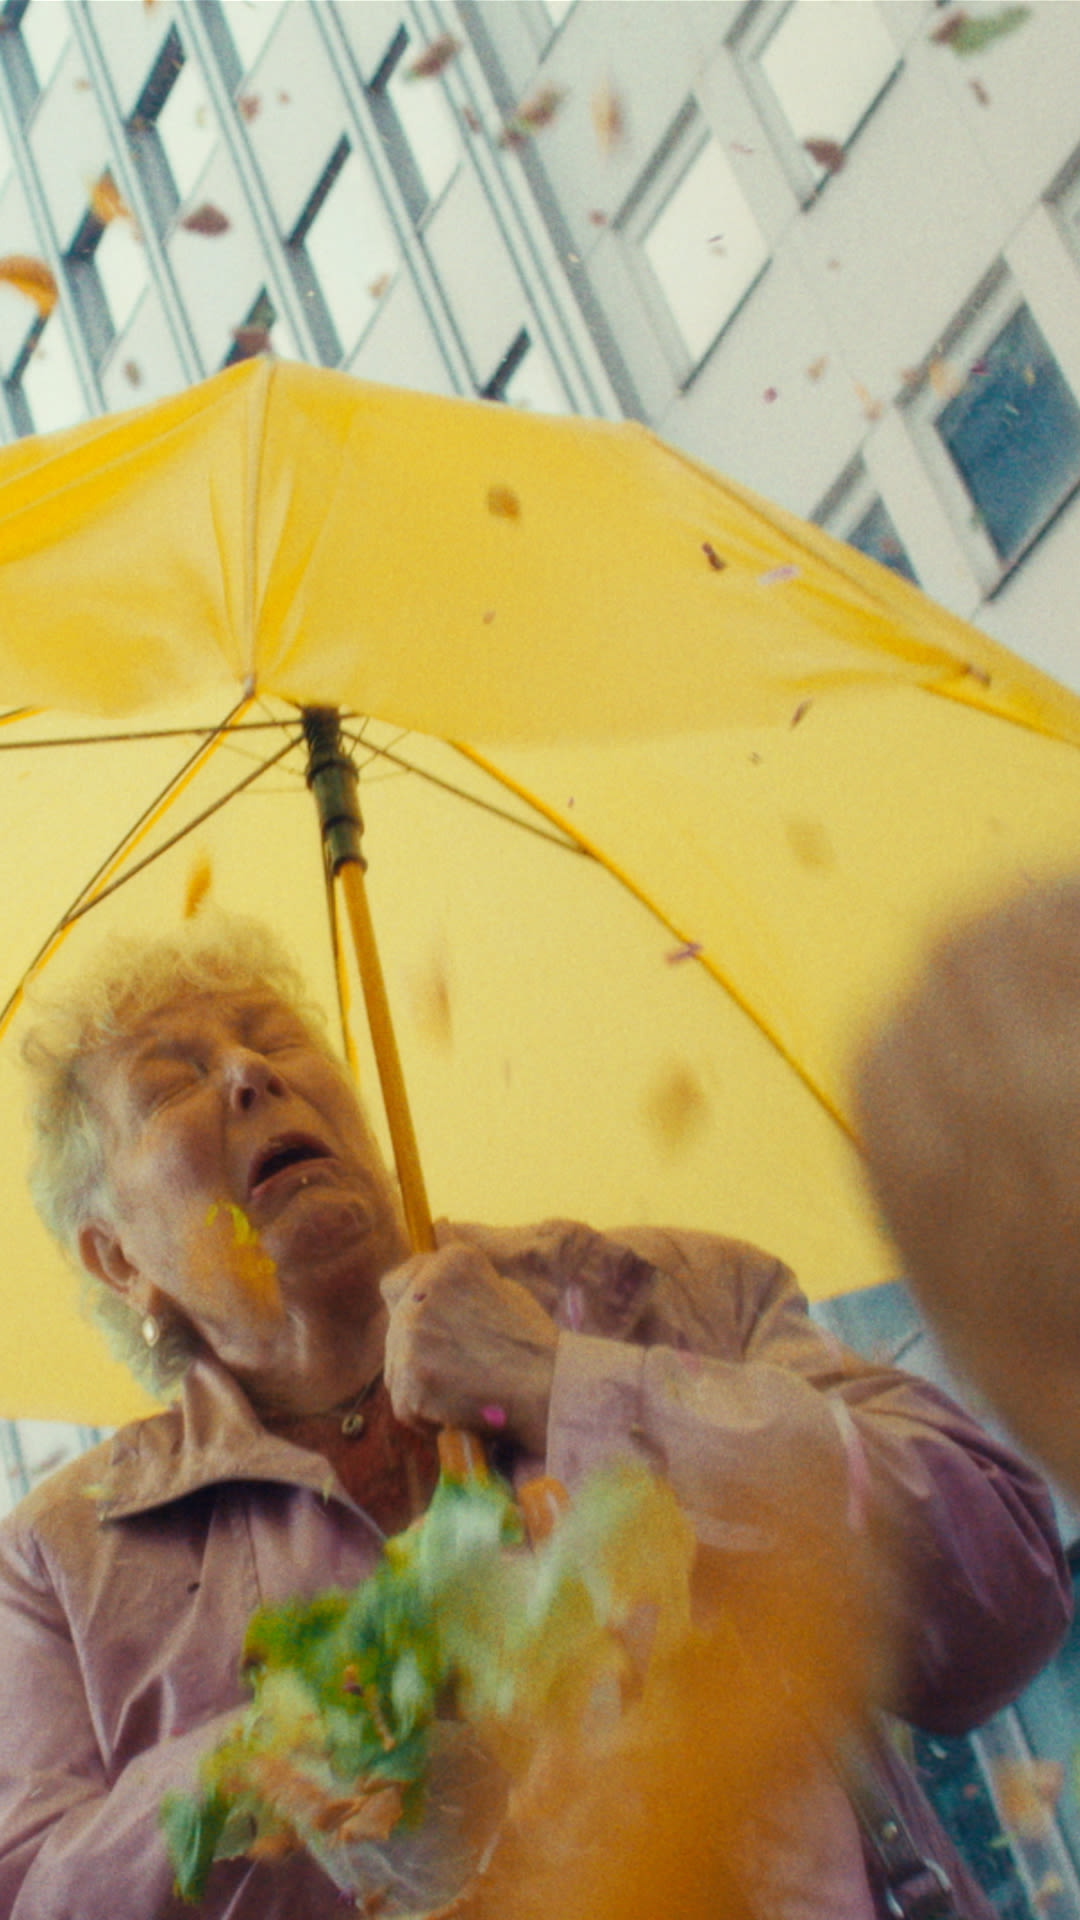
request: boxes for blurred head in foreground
[854,874,1080,1499]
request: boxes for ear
[77,1217,140,1296]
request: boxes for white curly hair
[21,911,339,1396]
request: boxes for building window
[128,27,216,236]
[622,107,769,379]
[6,310,85,433]
[0,0,40,123]
[733,0,899,202]
[286,137,398,366]
[480,327,570,413]
[817,462,919,584]
[199,0,291,87]
[64,202,115,367]
[1050,144,1080,270]
[936,301,1080,571]
[0,0,70,119]
[368,25,460,225]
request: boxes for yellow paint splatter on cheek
[204,1201,281,1315]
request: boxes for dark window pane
[937,303,1080,566]
[847,498,918,584]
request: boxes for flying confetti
[930,6,1030,54]
[803,137,846,174]
[590,80,625,154]
[0,255,58,316]
[88,173,134,227]
[405,33,462,80]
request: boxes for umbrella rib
[0,719,302,750]
[0,703,267,1040]
[338,730,586,854]
[58,736,299,927]
[451,741,855,1142]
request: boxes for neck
[240,1303,389,1421]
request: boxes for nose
[220,1047,287,1113]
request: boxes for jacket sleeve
[0,1518,341,1920]
[543,1227,1072,1736]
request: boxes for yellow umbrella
[2,354,1080,1426]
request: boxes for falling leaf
[587,208,609,226]
[591,80,624,153]
[701,542,725,572]
[803,137,846,174]
[237,92,261,123]
[826,256,843,271]
[498,84,566,146]
[367,272,391,300]
[665,942,702,964]
[481,609,496,625]
[762,386,779,404]
[231,324,272,360]
[73,75,91,91]
[487,484,521,520]
[969,77,991,104]
[276,90,291,105]
[461,105,482,134]
[930,6,1030,54]
[789,700,814,731]
[122,359,143,387]
[1022,362,1036,387]
[992,1758,1064,1839]
[0,255,58,316]
[89,172,134,227]
[405,33,462,80]
[805,355,828,382]
[758,564,799,586]
[194,104,209,128]
[785,817,834,869]
[184,854,212,919]
[180,202,231,236]
[408,950,453,1052]
[730,140,755,155]
[928,354,964,398]
[969,355,990,375]
[1033,1874,1065,1911]
[642,1063,709,1156]
[707,233,726,257]
[855,380,884,421]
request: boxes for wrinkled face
[78,989,407,1371]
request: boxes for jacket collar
[95,1355,341,1521]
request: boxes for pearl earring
[141,1312,161,1349]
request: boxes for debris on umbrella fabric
[180,203,232,237]
[486,485,521,520]
[785,817,834,871]
[701,542,725,572]
[929,6,1030,54]
[665,942,703,965]
[406,34,462,80]
[803,137,846,174]
[184,854,213,919]
[590,81,625,154]
[160,1461,696,1911]
[642,1062,710,1156]
[789,700,814,732]
[0,254,58,316]
[408,950,453,1053]
[758,564,799,587]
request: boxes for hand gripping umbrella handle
[305,710,568,1525]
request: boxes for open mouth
[247,1134,332,1199]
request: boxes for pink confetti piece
[481,1403,507,1428]
[563,1283,586,1331]
[665,941,702,964]
[758,564,799,586]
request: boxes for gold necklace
[267,1368,384,1439]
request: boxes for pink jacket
[0,1221,1069,1918]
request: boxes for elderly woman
[0,915,1070,1920]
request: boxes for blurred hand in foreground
[854,876,1080,1497]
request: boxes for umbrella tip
[242,673,256,700]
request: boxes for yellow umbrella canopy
[2,355,1080,1427]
